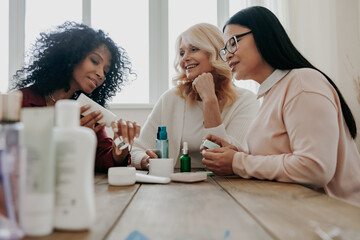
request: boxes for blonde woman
[131,23,259,170]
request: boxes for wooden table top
[23,172,360,240]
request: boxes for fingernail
[201,150,206,155]
[113,127,118,132]
[114,138,121,147]
[136,133,139,138]
[122,120,127,125]
[129,122,134,128]
[124,137,129,143]
[96,114,103,120]
[95,110,101,114]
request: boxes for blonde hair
[173,23,236,109]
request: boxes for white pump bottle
[52,100,97,230]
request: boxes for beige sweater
[233,68,360,207]
[131,86,259,169]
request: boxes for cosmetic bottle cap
[157,126,167,140]
[1,91,23,122]
[55,100,80,127]
[182,142,188,154]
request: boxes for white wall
[110,107,152,127]
[288,0,360,149]
[333,0,360,149]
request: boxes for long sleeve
[130,92,166,169]
[94,127,127,173]
[205,88,259,152]
[19,87,127,173]
[233,91,338,187]
[231,68,360,207]
[131,87,259,169]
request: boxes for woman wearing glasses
[201,6,360,207]
[130,23,259,170]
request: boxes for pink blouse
[233,68,360,207]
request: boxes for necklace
[48,94,56,103]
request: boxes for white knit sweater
[130,86,259,169]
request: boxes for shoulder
[286,68,334,94]
[289,68,325,80]
[283,68,337,105]
[233,86,258,104]
[234,86,257,98]
[223,86,259,114]
[158,87,182,102]
[161,87,178,98]
[19,86,46,107]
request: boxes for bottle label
[156,140,168,158]
[180,155,191,172]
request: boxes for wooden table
[23,172,360,240]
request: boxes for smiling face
[178,39,213,81]
[223,24,273,84]
[71,44,111,94]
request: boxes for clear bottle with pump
[52,100,97,230]
[156,126,168,158]
[180,142,191,172]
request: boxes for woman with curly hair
[11,21,140,173]
[130,23,259,170]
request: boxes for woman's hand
[111,119,141,165]
[201,147,237,176]
[80,105,106,133]
[192,72,217,102]
[192,73,222,128]
[111,119,140,146]
[140,149,159,170]
[201,134,238,151]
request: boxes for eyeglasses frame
[219,31,252,61]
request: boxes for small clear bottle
[180,142,191,172]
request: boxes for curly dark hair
[11,21,135,106]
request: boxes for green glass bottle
[180,142,191,172]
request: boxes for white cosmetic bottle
[52,100,97,230]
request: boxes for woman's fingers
[140,156,150,170]
[80,104,91,115]
[201,148,236,175]
[80,110,105,132]
[117,119,129,143]
[145,149,159,158]
[113,119,141,146]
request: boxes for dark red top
[20,87,126,173]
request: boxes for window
[92,0,149,104]
[168,0,217,88]
[8,0,289,103]
[25,0,81,60]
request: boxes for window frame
[8,0,230,109]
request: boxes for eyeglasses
[219,31,252,61]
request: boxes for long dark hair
[11,21,135,106]
[224,6,357,139]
